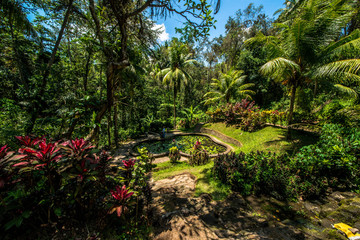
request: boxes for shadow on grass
[194,167,231,201]
[264,129,319,156]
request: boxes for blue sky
[152,0,285,41]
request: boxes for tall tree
[248,0,360,125]
[86,0,220,140]
[157,41,197,128]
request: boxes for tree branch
[127,0,155,18]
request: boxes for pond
[135,135,227,155]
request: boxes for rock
[320,218,334,228]
[329,192,346,202]
[320,201,339,217]
[322,229,347,240]
[304,202,321,215]
[180,207,190,214]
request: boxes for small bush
[169,146,181,163]
[206,99,288,131]
[213,151,291,199]
[188,140,210,166]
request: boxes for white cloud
[152,23,170,42]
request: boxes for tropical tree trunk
[83,49,93,92]
[99,66,103,98]
[27,0,73,134]
[287,83,297,125]
[173,87,177,129]
[107,108,112,146]
[87,0,129,142]
[40,0,73,95]
[113,103,119,148]
[286,82,297,140]
[64,118,79,139]
[313,79,318,98]
[86,64,114,141]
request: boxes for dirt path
[150,172,360,240]
[150,173,308,240]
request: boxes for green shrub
[189,149,210,166]
[169,146,181,163]
[290,124,360,198]
[213,151,292,199]
[188,141,210,166]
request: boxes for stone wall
[199,128,242,147]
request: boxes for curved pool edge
[129,132,232,158]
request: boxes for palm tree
[157,42,197,129]
[247,0,360,125]
[203,68,255,105]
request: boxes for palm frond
[315,59,360,79]
[334,84,358,99]
[321,29,360,58]
[260,57,300,79]
[162,70,173,85]
[238,83,255,91]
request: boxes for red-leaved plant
[61,138,95,183]
[122,159,136,170]
[109,185,134,217]
[13,139,62,169]
[0,145,14,189]
[61,138,94,159]
[12,138,63,194]
[15,136,43,147]
[93,150,112,183]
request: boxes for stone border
[130,133,231,158]
[199,128,243,147]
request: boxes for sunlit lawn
[204,122,317,155]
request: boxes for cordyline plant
[122,159,136,170]
[122,158,136,182]
[15,136,43,147]
[60,138,95,182]
[93,150,112,183]
[61,138,95,159]
[13,139,62,169]
[0,145,14,189]
[13,138,63,193]
[109,185,134,217]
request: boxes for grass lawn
[152,161,231,200]
[204,122,317,155]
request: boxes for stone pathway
[149,173,307,240]
[149,172,360,240]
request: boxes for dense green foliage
[2,0,360,237]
